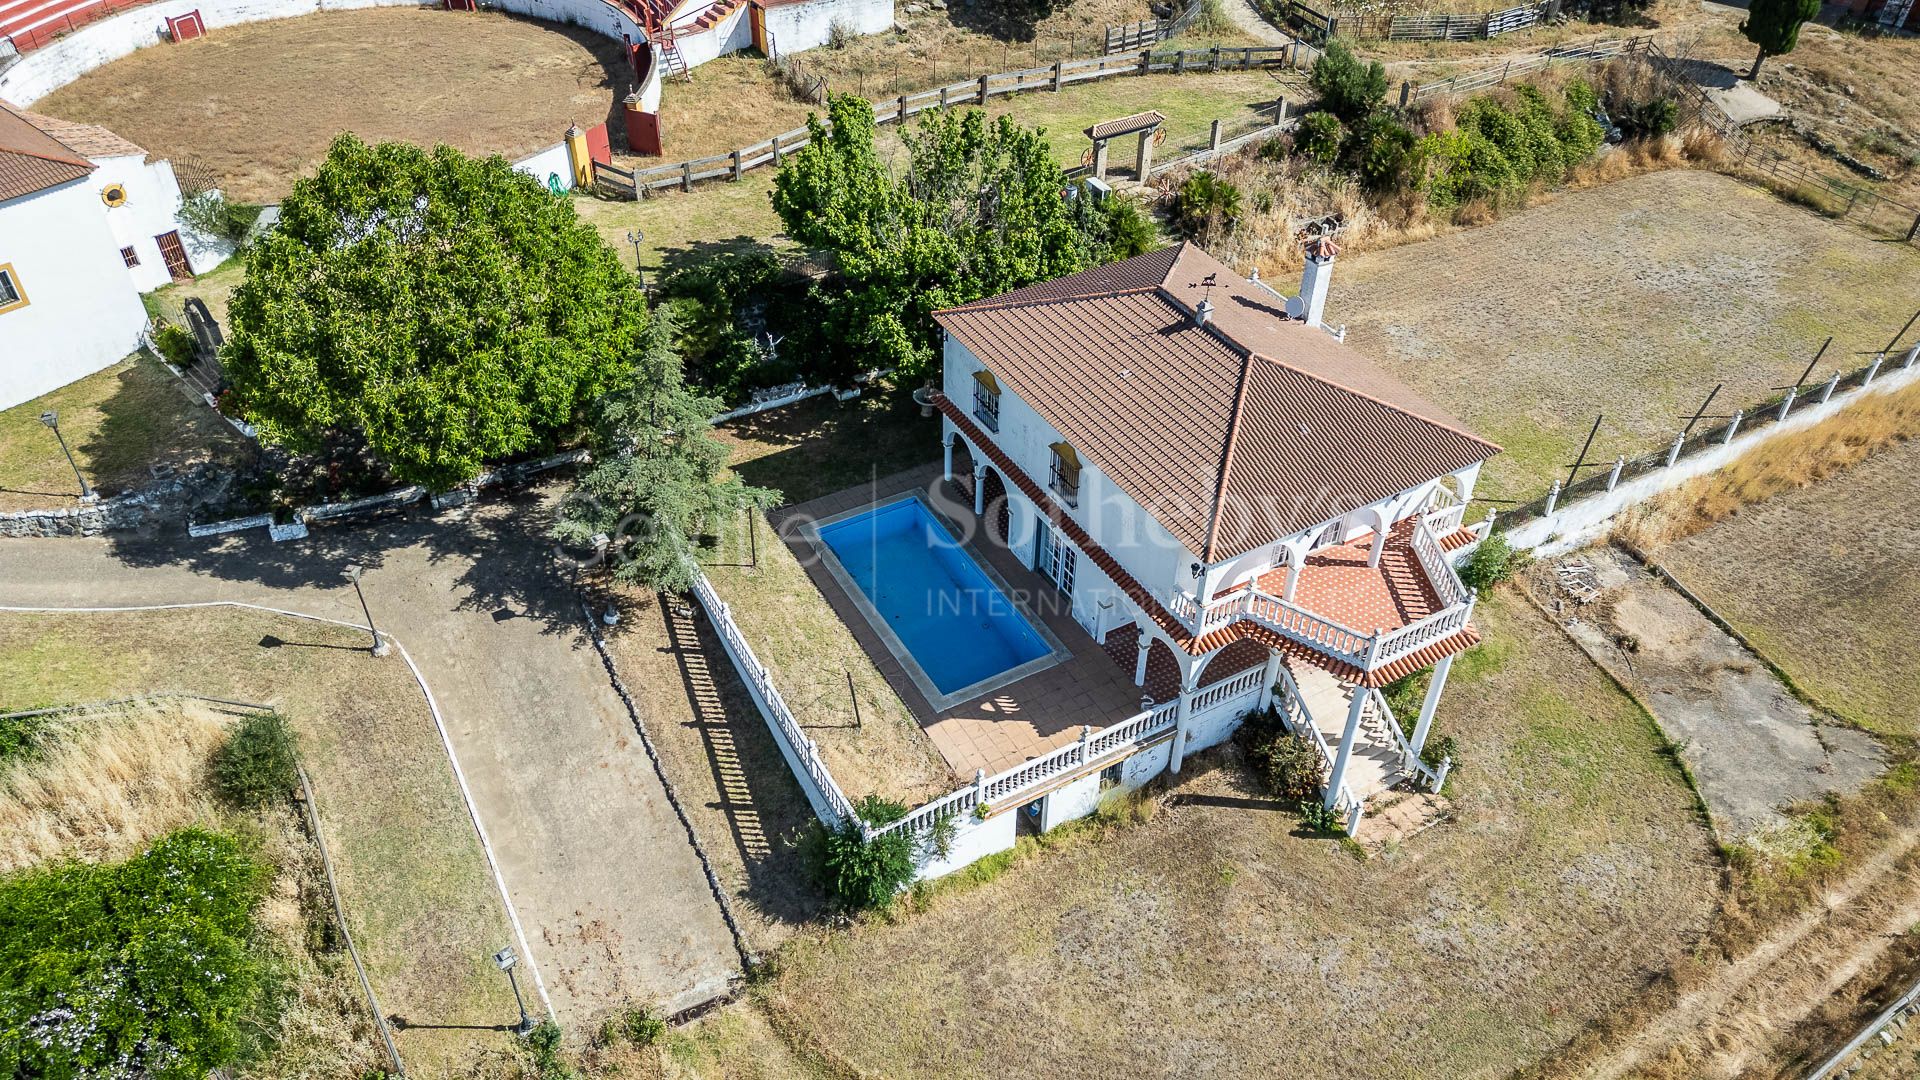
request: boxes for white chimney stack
[1298,234,1339,329]
[1194,298,1215,327]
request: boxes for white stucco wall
[0,178,149,409]
[762,0,891,53]
[90,153,230,291]
[1037,772,1103,832]
[511,140,574,192]
[917,808,1016,879]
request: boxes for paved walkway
[0,495,740,1021]
[1223,0,1293,45]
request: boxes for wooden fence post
[1210,119,1222,150]
[1176,49,1187,74]
[1140,47,1152,74]
[681,160,693,193]
[897,94,908,122]
[1210,45,1220,72]
[1400,80,1411,108]
[1052,61,1063,90]
[979,73,990,103]
[730,149,742,181]
[771,133,781,163]
[1907,212,1920,243]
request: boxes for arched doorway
[980,467,1011,548]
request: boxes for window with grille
[971,368,1000,432]
[1049,442,1080,507]
[121,246,139,268]
[0,265,25,313]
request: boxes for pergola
[1083,109,1165,182]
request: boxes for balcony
[1170,514,1475,676]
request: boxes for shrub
[0,828,270,1078]
[801,794,916,910]
[826,17,855,48]
[1457,532,1521,591]
[153,321,200,368]
[1346,114,1418,192]
[0,712,53,763]
[1298,798,1347,835]
[1235,706,1326,806]
[614,1006,666,1047]
[1099,196,1156,261]
[176,190,263,250]
[1419,127,1516,208]
[1295,111,1344,165]
[211,713,299,809]
[1613,97,1677,141]
[1170,170,1242,241]
[525,1019,575,1079]
[1307,39,1388,124]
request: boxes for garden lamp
[39,410,94,502]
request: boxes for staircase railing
[1275,670,1363,827]
[1365,688,1439,790]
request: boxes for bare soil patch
[34,7,628,202]
[1656,435,1920,741]
[1330,168,1920,502]
[757,592,1721,1079]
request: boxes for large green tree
[554,312,777,593]
[223,134,648,490]
[771,96,1085,384]
[1741,0,1821,79]
[1307,39,1388,124]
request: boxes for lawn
[748,591,1721,1078]
[32,7,627,203]
[1331,168,1920,504]
[1656,434,1920,741]
[0,351,249,513]
[0,609,523,1078]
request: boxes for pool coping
[798,490,1071,715]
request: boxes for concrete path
[1549,547,1882,843]
[0,494,740,1021]
[1223,0,1293,46]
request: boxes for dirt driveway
[0,492,741,1025]
[1537,546,1883,842]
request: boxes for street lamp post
[494,946,534,1035]
[626,229,646,287]
[39,411,94,502]
[343,564,389,657]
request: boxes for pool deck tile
[774,464,1148,779]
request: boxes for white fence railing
[1367,689,1440,789]
[1276,668,1364,827]
[1411,519,1470,609]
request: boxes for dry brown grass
[1616,380,1920,550]
[33,7,628,202]
[0,699,230,873]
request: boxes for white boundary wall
[1505,357,1920,557]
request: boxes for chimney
[1298,234,1339,329]
[1194,298,1215,327]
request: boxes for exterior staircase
[657,26,691,81]
[1287,661,1408,802]
[685,0,745,31]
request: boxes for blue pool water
[817,497,1052,697]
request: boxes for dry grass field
[750,592,1721,1079]
[1331,168,1920,504]
[0,609,523,1078]
[1655,432,1920,742]
[33,7,627,202]
[0,352,251,512]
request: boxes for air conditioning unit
[1084,177,1113,203]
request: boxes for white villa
[712,238,1502,879]
[0,101,227,408]
[926,240,1500,831]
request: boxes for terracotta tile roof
[0,102,93,202]
[934,242,1501,563]
[17,109,147,160]
[1085,110,1166,140]
[937,392,1480,687]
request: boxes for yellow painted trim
[0,264,28,314]
[971,367,999,394]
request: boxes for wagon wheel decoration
[1153,128,1168,147]
[1081,147,1096,169]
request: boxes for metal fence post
[1905,343,1920,370]
[1820,372,1842,403]
[1777,385,1796,421]
[1544,479,1562,516]
[1864,353,1884,386]
[1666,432,1685,466]
[1606,455,1625,491]
[1722,410,1743,444]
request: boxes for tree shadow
[656,236,791,281]
[501,12,641,152]
[72,354,257,499]
[722,386,939,505]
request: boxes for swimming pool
[813,495,1062,709]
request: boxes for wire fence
[1274,0,1558,42]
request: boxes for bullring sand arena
[32,6,627,202]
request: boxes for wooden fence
[1281,0,1556,41]
[1398,34,1650,104]
[593,44,1316,198]
[1103,0,1207,54]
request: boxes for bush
[1612,97,1677,141]
[1170,170,1242,241]
[0,828,270,1078]
[176,190,262,250]
[612,1006,666,1047]
[1235,706,1326,806]
[1295,111,1344,165]
[211,713,299,809]
[1458,532,1521,591]
[1346,113,1418,192]
[1098,196,1156,261]
[1307,39,1388,124]
[801,795,917,910]
[0,712,53,763]
[525,1019,575,1079]
[153,321,200,368]
[826,17,855,48]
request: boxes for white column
[943,435,955,483]
[1409,652,1454,758]
[1323,684,1369,808]
[1367,525,1390,569]
[1168,668,1199,775]
[1134,633,1151,686]
[972,463,987,516]
[1282,543,1306,602]
[1257,648,1285,712]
